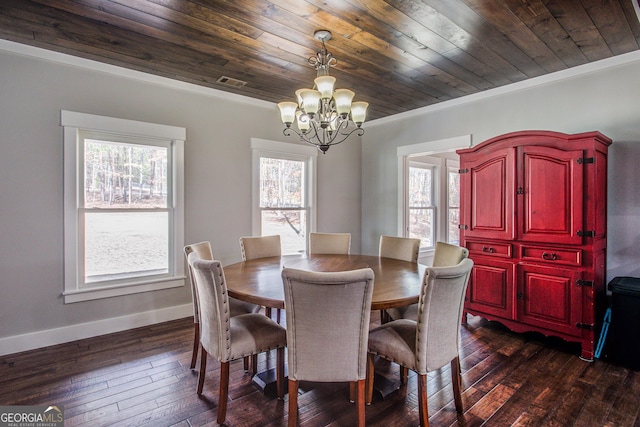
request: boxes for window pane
[84,212,169,282]
[84,139,168,209]
[409,167,432,207]
[409,208,434,248]
[448,170,459,207]
[261,210,306,255]
[448,208,460,245]
[259,157,304,208]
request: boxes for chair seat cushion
[368,319,417,370]
[229,313,286,361]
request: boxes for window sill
[63,276,186,303]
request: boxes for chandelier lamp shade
[278,30,369,153]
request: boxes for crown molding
[0,39,275,111]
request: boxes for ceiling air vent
[216,76,247,87]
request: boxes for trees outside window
[408,164,435,249]
[82,138,170,282]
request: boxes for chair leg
[251,354,258,376]
[349,382,356,403]
[217,361,230,425]
[356,379,365,427]
[400,366,409,384]
[417,373,429,427]
[277,308,282,324]
[190,323,200,369]
[366,353,375,405]
[277,347,285,399]
[197,348,208,395]
[288,379,298,427]
[265,307,272,319]
[243,356,249,372]
[451,357,464,414]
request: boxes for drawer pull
[542,252,558,261]
[482,246,495,253]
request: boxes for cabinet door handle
[542,252,558,260]
[482,246,495,253]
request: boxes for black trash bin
[608,276,640,370]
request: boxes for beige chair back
[240,235,281,260]
[432,241,469,267]
[416,258,474,373]
[184,241,214,323]
[187,252,234,362]
[282,267,374,382]
[379,235,421,263]
[309,232,351,255]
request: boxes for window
[447,162,460,245]
[251,139,317,255]
[62,111,185,303]
[408,163,436,249]
[397,135,470,260]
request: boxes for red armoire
[457,130,611,361]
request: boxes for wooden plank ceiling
[1,0,639,121]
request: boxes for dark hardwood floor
[1,313,638,427]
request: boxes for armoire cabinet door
[517,263,582,337]
[460,147,516,241]
[518,145,584,245]
[466,256,515,320]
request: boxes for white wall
[0,41,361,354]
[361,50,640,283]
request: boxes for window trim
[62,110,186,303]
[250,138,317,254]
[445,159,460,245]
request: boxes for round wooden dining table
[224,253,427,311]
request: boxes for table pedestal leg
[252,367,289,397]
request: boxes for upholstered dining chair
[385,241,469,322]
[379,235,421,263]
[281,267,375,427]
[378,235,422,323]
[187,252,286,425]
[366,258,474,427]
[308,232,351,255]
[184,242,261,370]
[240,234,282,261]
[240,234,282,323]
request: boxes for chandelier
[277,30,369,153]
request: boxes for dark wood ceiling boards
[1,0,639,121]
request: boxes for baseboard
[0,304,193,356]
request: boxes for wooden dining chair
[378,235,421,323]
[240,234,282,323]
[183,242,261,370]
[308,232,351,255]
[187,252,286,425]
[282,267,374,427]
[385,241,468,322]
[366,258,474,427]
